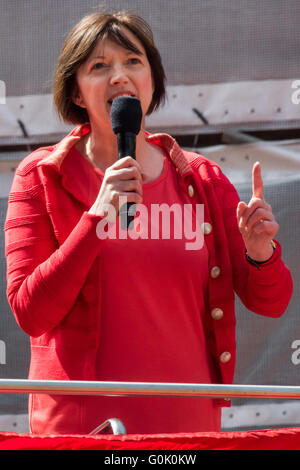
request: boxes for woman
[5,11,293,435]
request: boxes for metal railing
[2,379,300,435]
[1,379,300,400]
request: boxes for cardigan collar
[37,123,194,208]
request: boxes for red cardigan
[4,124,293,431]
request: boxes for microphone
[110,96,142,230]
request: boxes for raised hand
[236,162,278,262]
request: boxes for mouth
[107,92,136,105]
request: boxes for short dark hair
[53,10,166,124]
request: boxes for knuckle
[111,190,119,204]
[105,172,114,184]
[126,181,136,191]
[125,156,135,165]
[128,166,139,178]
[134,180,142,191]
[133,165,140,176]
[256,207,265,216]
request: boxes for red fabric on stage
[1,428,300,450]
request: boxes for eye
[128,57,141,65]
[91,62,105,70]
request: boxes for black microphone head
[110,96,142,135]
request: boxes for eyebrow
[89,49,143,61]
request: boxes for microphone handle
[117,132,137,230]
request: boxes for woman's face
[74,27,154,132]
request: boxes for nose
[110,63,129,86]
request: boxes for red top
[80,150,219,433]
[4,124,293,434]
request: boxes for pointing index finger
[252,161,264,199]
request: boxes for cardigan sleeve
[220,177,293,318]
[4,162,103,337]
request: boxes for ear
[72,86,86,108]
[73,95,86,108]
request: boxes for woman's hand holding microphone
[89,156,145,223]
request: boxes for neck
[85,119,149,172]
